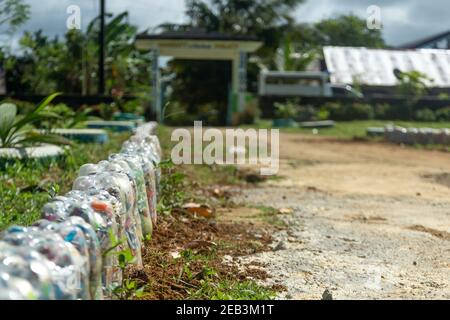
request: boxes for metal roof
[323,46,450,88]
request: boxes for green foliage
[33,103,93,129]
[435,107,450,121]
[313,14,385,48]
[395,70,431,120]
[178,247,275,300]
[321,102,374,121]
[0,93,72,148]
[112,248,145,300]
[274,35,318,71]
[395,70,430,100]
[190,278,276,300]
[274,101,297,119]
[157,160,187,215]
[296,105,318,121]
[3,12,151,96]
[414,108,436,122]
[0,0,30,33]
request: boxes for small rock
[322,289,333,300]
[274,241,287,251]
[413,261,417,266]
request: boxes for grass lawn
[249,120,450,140]
[0,132,131,230]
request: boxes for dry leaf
[182,202,215,218]
[278,208,294,215]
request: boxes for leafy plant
[274,101,298,119]
[395,70,431,120]
[274,35,317,72]
[436,107,450,121]
[415,108,436,122]
[321,102,374,120]
[112,248,145,300]
[0,93,71,148]
[157,160,187,215]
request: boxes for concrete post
[151,49,161,122]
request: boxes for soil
[231,133,450,300]
[128,207,279,300]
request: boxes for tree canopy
[0,0,30,32]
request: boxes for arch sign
[135,32,262,125]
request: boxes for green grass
[0,133,130,230]
[190,279,277,300]
[248,120,450,140]
[179,248,276,300]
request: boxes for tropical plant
[3,12,151,96]
[274,35,317,71]
[0,93,71,148]
[274,101,297,119]
[395,69,431,120]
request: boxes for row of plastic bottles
[0,123,161,300]
[385,126,450,145]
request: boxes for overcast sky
[5,0,450,47]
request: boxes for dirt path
[232,134,450,299]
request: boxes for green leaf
[14,132,72,147]
[33,92,62,113]
[0,103,17,138]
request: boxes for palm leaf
[0,103,17,141]
[14,132,72,147]
[10,93,62,137]
[33,92,62,113]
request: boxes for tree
[185,0,304,63]
[3,12,151,99]
[0,0,30,33]
[312,14,385,48]
[161,0,305,124]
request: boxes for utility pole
[98,0,105,95]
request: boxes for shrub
[374,103,391,120]
[322,102,373,120]
[414,108,436,122]
[374,103,417,120]
[296,105,317,122]
[435,107,450,121]
[0,93,71,148]
[274,101,297,119]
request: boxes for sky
[5,0,450,47]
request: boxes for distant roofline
[397,30,450,49]
[136,30,259,42]
[323,45,450,53]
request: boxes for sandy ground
[232,134,450,300]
